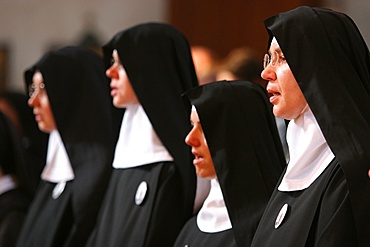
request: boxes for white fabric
[112,104,173,169]
[197,179,232,233]
[278,108,335,191]
[41,130,75,183]
[0,175,17,195]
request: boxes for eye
[278,55,286,65]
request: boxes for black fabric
[252,159,357,246]
[182,80,286,247]
[0,189,30,247]
[0,112,31,247]
[0,113,26,181]
[252,6,370,246]
[89,162,185,247]
[17,46,120,247]
[89,23,198,246]
[174,216,237,247]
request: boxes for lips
[35,114,42,122]
[192,150,203,166]
[110,88,117,97]
[193,156,204,166]
[33,110,42,122]
[267,89,280,104]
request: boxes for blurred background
[0,0,369,92]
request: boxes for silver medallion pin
[52,181,66,199]
[135,181,148,205]
[275,203,289,229]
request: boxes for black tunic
[174,217,237,247]
[89,162,186,246]
[17,46,120,247]
[88,23,198,247]
[0,189,30,247]
[251,159,357,246]
[0,110,31,246]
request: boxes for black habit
[87,23,198,247]
[251,6,370,247]
[16,46,119,247]
[175,80,286,247]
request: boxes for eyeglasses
[28,82,45,98]
[263,51,286,69]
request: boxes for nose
[261,64,276,82]
[185,127,200,147]
[28,92,39,107]
[106,63,119,79]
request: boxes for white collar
[197,179,232,233]
[41,130,75,183]
[0,175,17,195]
[278,108,334,191]
[112,104,173,169]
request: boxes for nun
[175,80,286,247]
[16,46,119,247]
[87,23,198,247]
[0,112,31,246]
[251,6,370,246]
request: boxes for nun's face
[262,41,307,120]
[185,108,216,180]
[28,71,57,133]
[106,50,138,108]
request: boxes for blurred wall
[1,0,369,92]
[324,0,370,48]
[168,0,369,62]
[0,0,167,92]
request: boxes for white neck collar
[112,104,173,169]
[41,130,75,183]
[278,108,334,191]
[197,179,232,233]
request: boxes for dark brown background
[168,0,322,58]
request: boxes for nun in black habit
[251,6,370,246]
[87,23,198,247]
[16,46,119,247]
[0,112,31,246]
[174,80,286,247]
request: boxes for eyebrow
[269,46,283,55]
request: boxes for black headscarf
[183,80,286,246]
[264,6,370,245]
[102,23,198,217]
[24,46,120,240]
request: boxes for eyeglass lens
[263,51,279,69]
[29,83,45,98]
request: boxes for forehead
[190,106,200,122]
[112,49,120,59]
[32,71,44,84]
[269,41,283,54]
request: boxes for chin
[113,99,125,108]
[197,171,214,180]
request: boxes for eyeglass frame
[263,51,286,69]
[28,82,46,98]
